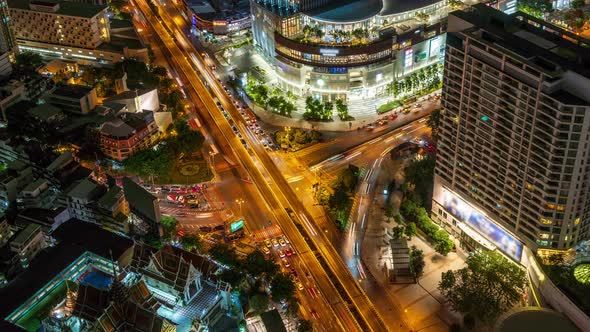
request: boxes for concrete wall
[523,247,590,331]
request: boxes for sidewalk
[360,157,465,332]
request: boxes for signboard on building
[443,190,523,262]
[320,49,339,57]
[404,48,413,68]
[230,219,244,233]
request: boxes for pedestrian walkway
[251,225,282,241]
[359,157,465,332]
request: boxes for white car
[278,238,286,247]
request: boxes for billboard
[429,37,441,58]
[230,219,244,233]
[404,48,413,68]
[443,190,523,262]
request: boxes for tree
[249,293,269,314]
[439,250,526,324]
[15,51,43,72]
[180,233,202,252]
[571,0,584,9]
[245,250,279,278]
[427,108,441,141]
[160,215,178,239]
[409,245,425,279]
[405,222,417,238]
[218,269,243,287]
[433,230,454,256]
[209,243,241,268]
[392,226,405,240]
[270,273,296,302]
[298,319,313,332]
[336,99,352,121]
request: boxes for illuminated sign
[404,48,413,68]
[443,190,523,262]
[230,219,244,233]
[213,21,227,26]
[429,37,441,58]
[320,48,339,57]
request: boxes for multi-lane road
[131,0,392,330]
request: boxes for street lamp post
[235,198,244,216]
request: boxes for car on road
[285,248,293,257]
[279,238,286,247]
[262,246,270,255]
[271,238,279,247]
[310,310,319,319]
[281,258,290,268]
[199,226,212,232]
[296,281,304,291]
[289,268,297,277]
[278,250,285,258]
[264,239,272,248]
[214,225,225,231]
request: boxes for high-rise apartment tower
[431,4,590,261]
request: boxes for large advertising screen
[443,190,523,262]
[429,37,441,58]
[230,219,244,233]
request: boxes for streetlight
[235,198,244,216]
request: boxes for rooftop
[8,0,107,18]
[97,186,122,209]
[451,4,590,79]
[50,84,93,99]
[65,178,101,200]
[496,307,579,332]
[100,111,151,138]
[305,0,382,23]
[27,103,63,122]
[11,224,41,246]
[122,177,158,222]
[380,0,441,16]
[0,220,133,326]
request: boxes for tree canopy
[439,250,526,324]
[180,233,202,252]
[209,243,241,268]
[244,250,279,278]
[270,273,296,302]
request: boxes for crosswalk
[252,225,282,241]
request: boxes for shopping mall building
[250,0,448,101]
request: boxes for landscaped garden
[122,119,212,185]
[380,63,443,114]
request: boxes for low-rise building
[17,179,58,210]
[15,207,70,235]
[0,159,35,210]
[103,88,161,113]
[122,177,161,237]
[96,185,128,235]
[65,178,105,224]
[97,111,159,161]
[9,223,46,269]
[46,84,98,114]
[185,0,251,35]
[0,215,13,247]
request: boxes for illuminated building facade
[432,5,590,260]
[250,0,448,101]
[8,0,146,65]
[9,0,110,49]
